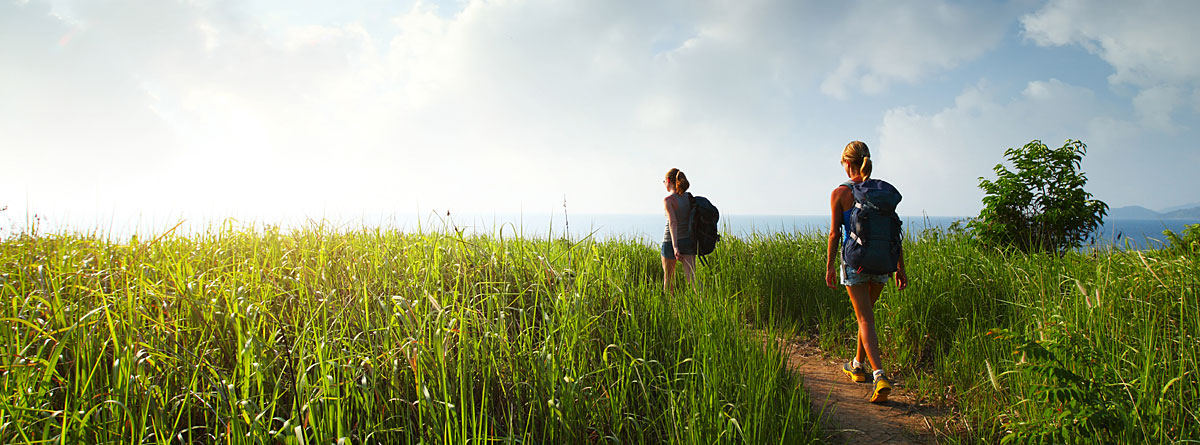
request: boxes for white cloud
[820,0,1013,98]
[1132,85,1184,131]
[1022,0,1200,128]
[3,0,1024,230]
[1023,0,1200,87]
[878,78,1198,215]
[3,0,1197,236]
[0,1,178,163]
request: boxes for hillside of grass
[711,228,1198,443]
[2,222,1196,443]
[0,225,817,444]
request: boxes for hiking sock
[852,358,863,369]
[872,369,885,381]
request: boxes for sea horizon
[6,211,1196,250]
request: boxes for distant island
[1109,203,1200,220]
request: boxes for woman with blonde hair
[662,168,696,293]
[825,141,909,403]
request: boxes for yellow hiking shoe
[842,361,868,383]
[870,375,893,403]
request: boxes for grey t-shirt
[663,193,691,242]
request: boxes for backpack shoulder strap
[840,181,867,208]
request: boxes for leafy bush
[969,139,1108,253]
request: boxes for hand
[674,247,681,260]
[825,266,837,289]
[895,268,909,290]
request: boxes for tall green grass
[0,222,818,444]
[711,228,1199,443]
[4,220,1196,443]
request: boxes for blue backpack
[842,179,903,275]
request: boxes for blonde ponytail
[842,141,873,180]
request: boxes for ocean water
[431,213,1197,250]
[10,211,1195,250]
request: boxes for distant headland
[1109,203,1200,220]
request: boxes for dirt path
[775,336,957,444]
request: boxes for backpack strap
[842,184,866,246]
[847,231,863,245]
[840,181,862,204]
[687,192,711,266]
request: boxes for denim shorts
[840,264,891,286]
[661,237,696,258]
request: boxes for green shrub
[969,139,1108,253]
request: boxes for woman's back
[664,193,691,240]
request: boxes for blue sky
[2,0,1198,232]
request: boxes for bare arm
[665,196,681,259]
[825,187,846,289]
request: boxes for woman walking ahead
[825,141,909,403]
[662,168,696,294]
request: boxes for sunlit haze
[3,0,1199,234]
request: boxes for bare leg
[854,282,886,365]
[662,256,676,294]
[679,254,696,289]
[848,281,887,371]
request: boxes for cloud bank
[2,0,1197,231]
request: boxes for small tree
[969,139,1108,253]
